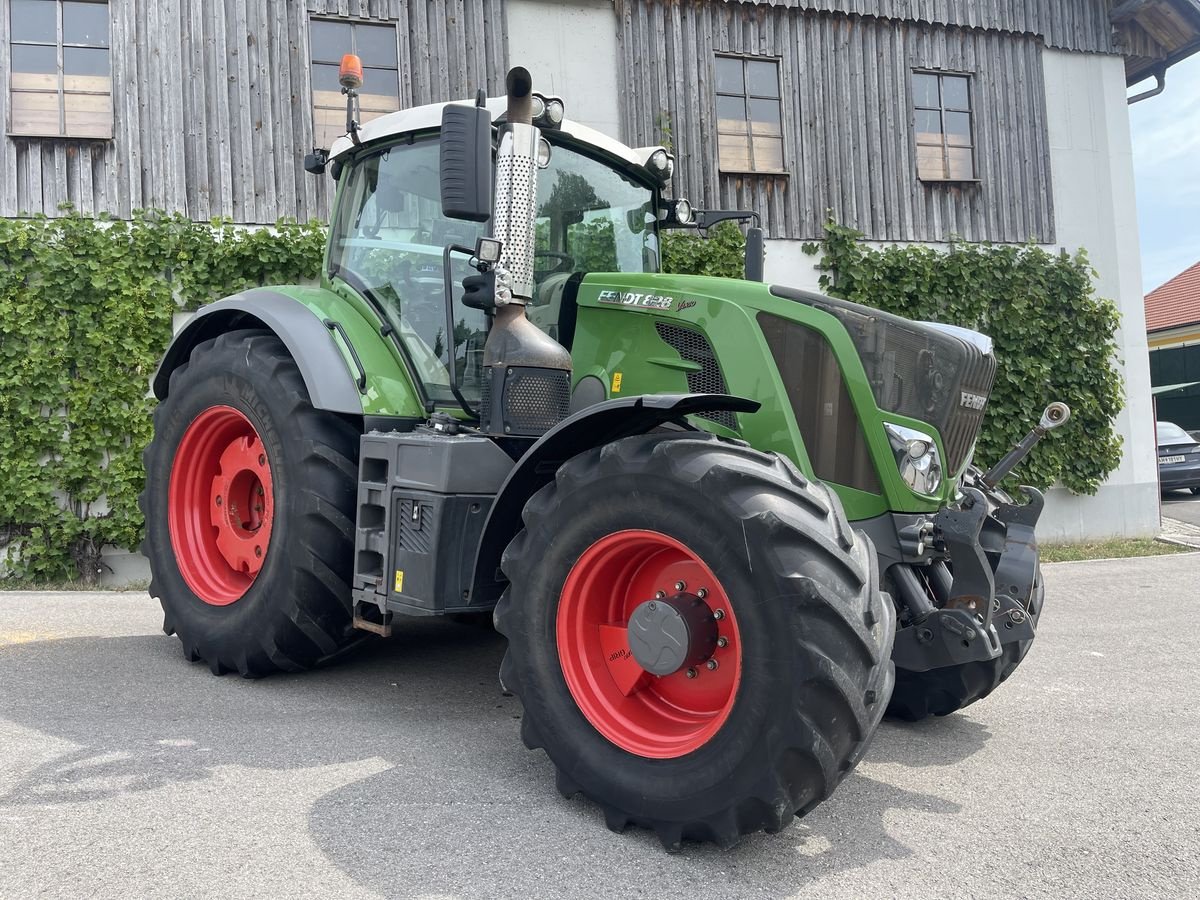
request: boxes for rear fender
[467,392,761,608]
[153,289,364,415]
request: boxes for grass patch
[1040,538,1192,563]
[0,577,151,592]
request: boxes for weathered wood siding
[715,0,1120,54]
[619,1,1058,243]
[0,0,508,222]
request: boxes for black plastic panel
[653,322,738,431]
[770,286,996,472]
[759,313,882,494]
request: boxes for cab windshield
[329,133,659,404]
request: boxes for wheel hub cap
[627,593,718,676]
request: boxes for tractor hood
[770,285,997,477]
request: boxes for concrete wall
[1037,48,1159,540]
[764,49,1161,541]
[505,0,621,138]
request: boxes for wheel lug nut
[717,636,728,648]
[706,659,719,671]
[655,590,666,599]
[674,581,686,591]
[685,667,698,679]
[713,609,725,620]
[254,546,262,558]
[258,454,266,466]
[697,588,708,599]
[215,496,222,506]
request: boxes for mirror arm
[692,208,760,232]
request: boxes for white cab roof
[328,96,653,173]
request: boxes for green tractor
[141,64,1067,850]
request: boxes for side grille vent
[653,322,737,431]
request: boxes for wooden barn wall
[709,0,1120,54]
[619,2,1057,243]
[0,0,509,223]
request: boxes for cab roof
[328,96,659,178]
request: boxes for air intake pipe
[478,67,573,438]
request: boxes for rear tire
[494,433,895,849]
[140,330,362,677]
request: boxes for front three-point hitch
[892,403,1070,672]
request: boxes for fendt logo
[960,391,988,411]
[596,290,676,311]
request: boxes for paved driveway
[1162,489,1200,527]
[2,554,1198,899]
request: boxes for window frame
[307,15,401,151]
[911,68,978,183]
[713,52,787,176]
[7,0,113,140]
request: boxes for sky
[1128,54,1200,294]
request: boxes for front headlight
[885,423,942,494]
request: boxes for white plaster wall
[505,0,622,139]
[762,50,1160,541]
[1037,48,1159,540]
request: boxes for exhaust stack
[479,67,572,438]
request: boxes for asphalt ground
[2,553,1199,899]
[1162,489,1200,526]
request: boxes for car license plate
[1161,455,1186,465]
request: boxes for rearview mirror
[440,102,493,223]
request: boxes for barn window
[309,18,400,150]
[912,71,976,181]
[714,54,785,174]
[8,0,112,139]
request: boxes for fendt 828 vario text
[142,61,1068,849]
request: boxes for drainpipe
[1128,66,1167,105]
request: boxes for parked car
[1156,421,1200,495]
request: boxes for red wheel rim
[167,406,275,606]
[556,530,742,759]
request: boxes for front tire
[887,568,1044,721]
[140,330,361,677]
[494,433,895,849]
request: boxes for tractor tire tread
[494,432,895,849]
[139,329,361,678]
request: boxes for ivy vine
[0,209,324,583]
[802,221,1124,495]
[662,221,746,278]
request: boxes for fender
[467,392,761,608]
[152,288,364,415]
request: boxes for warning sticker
[394,570,405,593]
[612,372,623,393]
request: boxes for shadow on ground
[0,618,989,899]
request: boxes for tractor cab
[323,87,675,408]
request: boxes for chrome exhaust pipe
[479,67,572,438]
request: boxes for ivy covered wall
[802,222,1125,495]
[0,213,1119,582]
[0,212,325,583]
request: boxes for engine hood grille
[770,287,996,474]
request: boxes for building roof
[1115,0,1200,86]
[1146,260,1200,332]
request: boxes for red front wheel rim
[556,530,743,759]
[167,406,275,606]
